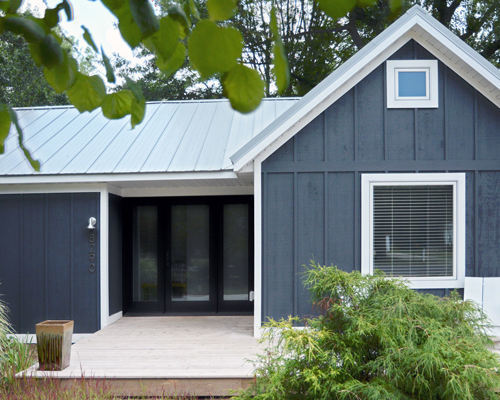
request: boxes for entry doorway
[123,196,253,314]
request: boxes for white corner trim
[99,189,109,330]
[9,333,92,344]
[253,160,262,338]
[386,59,438,108]
[107,311,123,325]
[361,173,466,289]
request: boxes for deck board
[22,316,262,380]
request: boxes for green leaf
[101,48,116,84]
[39,34,64,68]
[67,73,106,112]
[144,16,180,62]
[8,108,40,171]
[129,0,159,39]
[82,25,98,52]
[102,90,135,120]
[167,5,190,32]
[356,0,376,6]
[207,0,237,21]
[116,7,143,48]
[4,16,45,43]
[125,77,145,103]
[316,0,356,20]
[101,1,142,48]
[222,64,264,113]
[43,52,77,93]
[130,98,146,128]
[1,0,21,13]
[43,8,60,29]
[270,8,289,94]
[188,20,242,79]
[61,0,73,21]
[0,103,11,154]
[157,42,185,77]
[185,0,200,21]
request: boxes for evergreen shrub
[236,263,500,399]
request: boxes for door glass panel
[133,206,158,302]
[223,204,249,301]
[171,205,210,302]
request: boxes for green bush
[236,263,500,400]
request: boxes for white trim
[100,189,109,330]
[8,334,92,344]
[119,185,253,198]
[361,173,466,289]
[230,6,500,171]
[386,60,438,108]
[253,160,262,338]
[107,311,123,325]
[0,171,240,185]
[0,183,106,193]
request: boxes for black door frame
[123,195,253,315]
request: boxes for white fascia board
[0,171,239,185]
[231,8,499,171]
[0,183,107,193]
[231,17,421,171]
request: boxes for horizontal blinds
[372,185,454,277]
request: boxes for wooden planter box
[36,320,74,371]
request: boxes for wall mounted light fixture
[87,217,97,230]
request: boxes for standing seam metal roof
[0,98,298,176]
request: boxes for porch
[21,316,262,397]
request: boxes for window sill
[404,278,464,289]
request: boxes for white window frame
[361,173,466,289]
[386,60,438,108]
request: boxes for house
[0,6,499,340]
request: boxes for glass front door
[125,197,253,314]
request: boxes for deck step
[17,376,254,397]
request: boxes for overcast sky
[22,0,135,59]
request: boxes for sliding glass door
[124,196,253,314]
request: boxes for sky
[22,0,135,59]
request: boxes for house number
[88,230,96,273]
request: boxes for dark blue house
[0,6,499,340]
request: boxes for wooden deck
[20,316,262,397]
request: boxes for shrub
[236,263,500,400]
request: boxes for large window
[361,173,465,289]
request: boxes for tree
[0,30,69,107]
[231,0,499,97]
[235,263,500,399]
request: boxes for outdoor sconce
[87,217,97,230]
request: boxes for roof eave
[230,5,500,172]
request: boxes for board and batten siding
[261,40,500,322]
[0,193,100,333]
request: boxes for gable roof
[230,5,500,171]
[0,98,297,176]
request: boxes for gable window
[361,173,465,289]
[386,60,438,108]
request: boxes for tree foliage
[236,263,500,399]
[0,31,68,107]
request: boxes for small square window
[397,71,427,97]
[387,60,438,108]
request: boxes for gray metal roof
[0,98,298,175]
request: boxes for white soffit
[230,5,500,171]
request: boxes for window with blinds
[372,185,454,278]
